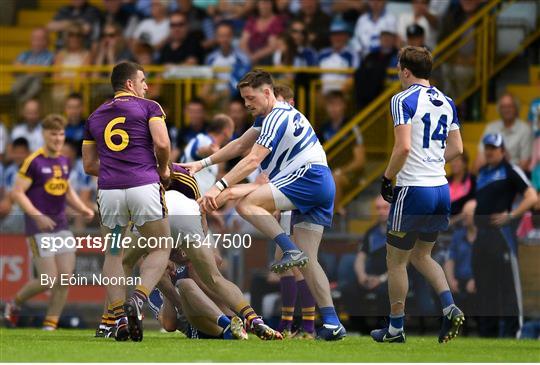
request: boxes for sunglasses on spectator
[68,32,83,37]
[104,32,117,38]
[170,22,186,27]
[291,28,305,34]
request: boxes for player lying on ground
[182,70,346,340]
[95,164,281,340]
[5,114,94,331]
[373,46,465,344]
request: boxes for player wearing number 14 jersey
[82,62,172,342]
[372,47,465,344]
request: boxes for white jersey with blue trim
[391,84,460,187]
[182,133,218,194]
[252,101,327,181]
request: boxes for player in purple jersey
[4,115,94,331]
[82,61,171,342]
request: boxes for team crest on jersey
[45,165,68,196]
[426,89,443,107]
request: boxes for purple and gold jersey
[18,148,70,235]
[83,92,166,189]
[168,163,200,200]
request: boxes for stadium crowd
[1,0,540,340]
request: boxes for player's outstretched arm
[444,129,463,163]
[82,143,99,177]
[180,128,260,175]
[384,124,412,180]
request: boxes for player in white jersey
[371,46,465,344]
[180,69,346,341]
[182,114,234,194]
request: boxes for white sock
[388,324,403,336]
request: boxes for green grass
[0,329,538,362]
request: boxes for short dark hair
[215,20,234,32]
[274,84,294,101]
[398,46,432,80]
[11,137,29,150]
[66,92,83,102]
[237,69,274,90]
[207,114,233,134]
[111,61,144,92]
[325,90,346,102]
[187,97,205,108]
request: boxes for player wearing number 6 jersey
[82,61,172,342]
[372,47,465,344]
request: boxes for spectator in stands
[135,0,177,18]
[132,0,171,50]
[11,27,55,103]
[0,138,30,232]
[273,20,317,67]
[448,151,476,217]
[294,0,331,50]
[318,18,359,95]
[212,0,254,37]
[528,96,540,131]
[63,93,86,146]
[228,98,250,139]
[101,0,139,39]
[0,122,6,160]
[204,22,251,104]
[93,22,134,69]
[331,0,366,31]
[530,124,540,191]
[396,0,438,49]
[11,99,43,152]
[176,0,215,49]
[475,93,532,172]
[173,98,208,161]
[157,12,205,65]
[342,196,390,328]
[52,22,91,106]
[405,24,426,48]
[438,0,483,103]
[354,28,398,109]
[352,0,397,58]
[240,0,285,65]
[47,0,102,49]
[318,91,365,214]
[181,114,234,194]
[444,199,477,328]
[62,139,96,232]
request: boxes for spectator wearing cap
[405,24,426,48]
[472,132,537,338]
[351,0,396,58]
[354,27,398,109]
[475,93,532,173]
[318,17,359,95]
[397,0,438,49]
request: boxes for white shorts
[28,230,76,258]
[165,190,205,242]
[97,183,167,229]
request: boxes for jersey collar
[114,91,135,98]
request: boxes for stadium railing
[323,0,540,210]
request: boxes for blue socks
[439,290,455,315]
[217,315,233,339]
[320,306,340,326]
[273,233,298,252]
[389,314,404,335]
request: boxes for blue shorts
[388,185,450,233]
[272,164,335,227]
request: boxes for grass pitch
[0,329,538,362]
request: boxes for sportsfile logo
[0,256,23,281]
[40,233,253,252]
